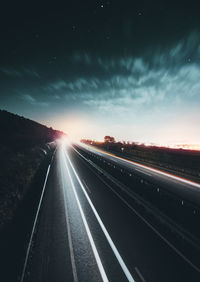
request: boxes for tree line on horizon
[81,136,200,180]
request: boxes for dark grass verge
[0,148,54,282]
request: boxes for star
[101,4,104,8]
[138,12,142,16]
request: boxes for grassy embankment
[0,110,65,230]
[81,139,200,182]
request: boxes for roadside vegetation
[81,136,200,181]
[0,110,65,229]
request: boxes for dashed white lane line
[65,150,136,282]
[82,179,91,193]
[63,152,109,282]
[73,145,200,275]
[94,171,200,274]
[134,267,146,282]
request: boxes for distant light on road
[59,136,71,147]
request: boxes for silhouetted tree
[104,136,115,143]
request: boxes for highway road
[21,141,200,282]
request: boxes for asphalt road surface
[21,141,200,282]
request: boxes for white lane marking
[65,151,135,282]
[73,146,200,273]
[134,267,146,282]
[82,180,91,193]
[75,148,200,271]
[93,171,200,274]
[60,148,78,282]
[135,168,152,177]
[112,159,119,163]
[20,165,51,282]
[80,144,200,189]
[63,154,109,282]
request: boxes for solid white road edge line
[81,144,200,189]
[63,153,109,282]
[135,168,152,177]
[72,146,200,274]
[20,164,51,282]
[95,170,200,274]
[65,150,135,282]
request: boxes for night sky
[1,1,200,145]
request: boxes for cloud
[45,35,200,115]
[70,52,92,66]
[0,68,23,77]
[23,68,40,78]
[23,94,36,103]
[1,30,199,144]
[70,31,200,115]
[0,67,40,78]
[13,30,200,120]
[47,77,100,93]
[49,80,67,90]
[22,94,48,107]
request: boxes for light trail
[80,143,200,189]
[61,144,109,282]
[65,149,136,282]
[59,147,78,282]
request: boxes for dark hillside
[0,110,66,229]
[0,110,64,150]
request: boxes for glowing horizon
[43,110,200,148]
[1,5,200,155]
[50,115,200,151]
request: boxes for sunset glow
[1,1,200,150]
